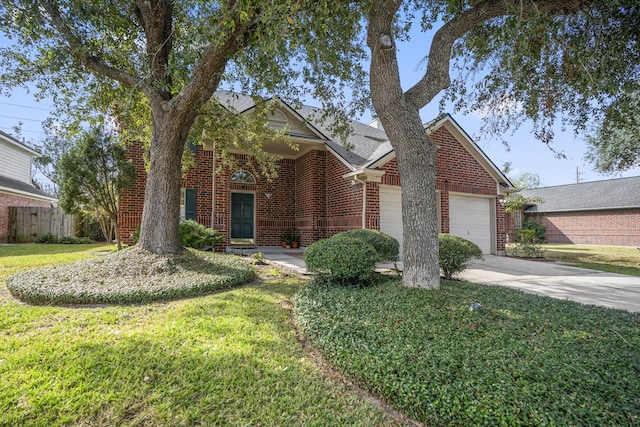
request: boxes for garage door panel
[379,186,403,256]
[450,195,492,254]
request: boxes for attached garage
[379,185,404,254]
[379,185,444,257]
[449,194,494,254]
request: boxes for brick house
[119,92,515,254]
[518,176,640,246]
[0,130,57,242]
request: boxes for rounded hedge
[438,234,483,279]
[333,229,399,262]
[304,235,378,285]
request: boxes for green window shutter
[187,141,197,155]
[185,188,196,220]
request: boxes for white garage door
[379,185,403,255]
[449,195,492,254]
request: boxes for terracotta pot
[281,241,287,248]
[292,242,299,249]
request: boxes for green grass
[0,243,115,282]
[0,245,390,426]
[541,244,640,276]
[294,277,640,426]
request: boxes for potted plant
[290,229,301,249]
[280,230,293,248]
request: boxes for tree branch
[169,15,257,116]
[38,0,153,95]
[135,0,173,100]
[405,0,584,110]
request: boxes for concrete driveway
[458,255,640,313]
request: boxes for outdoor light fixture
[264,192,272,199]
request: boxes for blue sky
[1,27,639,188]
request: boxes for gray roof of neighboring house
[0,174,56,200]
[522,176,640,213]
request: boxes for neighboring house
[519,176,640,246]
[119,92,516,254]
[0,130,57,242]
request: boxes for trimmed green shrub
[438,234,483,279]
[305,235,378,285]
[179,219,224,249]
[507,242,546,258]
[77,237,93,244]
[516,229,537,243]
[35,233,57,244]
[58,236,78,244]
[334,229,399,262]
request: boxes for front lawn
[294,277,640,426]
[0,243,115,282]
[0,246,389,425]
[541,244,640,276]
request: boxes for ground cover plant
[541,244,640,277]
[0,247,390,426]
[7,247,254,305]
[294,277,640,426]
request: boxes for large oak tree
[365,0,639,288]
[0,0,366,254]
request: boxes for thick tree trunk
[138,105,193,254]
[381,109,441,289]
[368,1,440,288]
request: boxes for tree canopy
[0,0,369,254]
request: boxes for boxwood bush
[304,235,378,285]
[179,220,224,249]
[439,234,483,279]
[333,229,399,262]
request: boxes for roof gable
[364,114,514,191]
[523,176,640,212]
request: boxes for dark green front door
[231,193,254,240]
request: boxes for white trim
[342,169,385,183]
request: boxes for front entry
[231,192,255,244]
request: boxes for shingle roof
[0,174,56,200]
[522,176,640,213]
[213,91,512,190]
[215,91,389,166]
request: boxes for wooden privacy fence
[8,207,77,243]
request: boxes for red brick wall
[214,154,296,246]
[119,123,507,251]
[0,192,51,242]
[528,209,640,246]
[326,155,363,236]
[118,142,146,244]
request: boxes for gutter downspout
[353,173,367,229]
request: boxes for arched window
[230,170,256,183]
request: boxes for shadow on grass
[0,287,387,426]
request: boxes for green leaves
[294,277,640,425]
